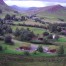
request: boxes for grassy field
[1,36,66,55]
[37,10,66,22]
[13,19,45,26]
[11,25,46,34]
[0,40,57,56]
[57,37,66,42]
[1,25,66,55]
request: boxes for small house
[19,46,31,50]
[19,44,31,50]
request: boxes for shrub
[33,51,37,55]
[47,34,53,39]
[55,35,59,40]
[0,46,3,51]
[4,35,12,43]
[43,32,49,36]
[37,46,43,53]
[24,51,30,56]
[4,34,14,45]
[0,36,4,41]
[57,45,64,56]
[4,14,11,20]
[0,9,2,14]
[33,51,40,55]
[14,28,20,36]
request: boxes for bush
[24,51,30,56]
[47,34,53,39]
[57,45,64,56]
[0,46,3,51]
[43,32,49,36]
[0,36,4,41]
[0,9,2,13]
[4,35,12,43]
[4,34,14,45]
[33,51,40,55]
[37,46,43,53]
[4,14,11,20]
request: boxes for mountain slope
[0,0,13,11]
[38,5,66,12]
[0,0,19,18]
[35,5,66,21]
[10,5,29,12]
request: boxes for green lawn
[0,40,32,55]
[57,37,66,42]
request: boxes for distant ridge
[12,4,66,14]
[43,5,66,12]
[10,5,29,12]
[30,5,65,13]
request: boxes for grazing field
[57,37,66,42]
[14,19,45,26]
[0,40,57,56]
[11,25,46,34]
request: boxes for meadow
[11,25,46,34]
[1,25,66,55]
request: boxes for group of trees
[14,28,35,41]
[4,14,27,21]
[0,24,12,35]
[4,34,14,45]
[49,23,66,33]
[0,21,14,45]
[49,23,62,33]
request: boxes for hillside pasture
[14,19,45,26]
[11,25,46,34]
[0,39,58,56]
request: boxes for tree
[37,46,43,53]
[24,51,30,56]
[4,34,14,45]
[14,28,20,36]
[0,46,3,51]
[11,15,16,20]
[48,24,57,32]
[6,26,12,33]
[21,16,26,21]
[43,32,49,36]
[20,29,35,41]
[4,14,11,20]
[0,9,2,14]
[57,26,61,32]
[57,45,64,56]
[47,34,53,39]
